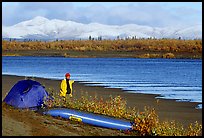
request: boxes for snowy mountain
[2,16,202,40]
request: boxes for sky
[2,2,202,27]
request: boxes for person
[60,73,74,98]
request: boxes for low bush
[44,88,202,136]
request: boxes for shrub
[162,53,175,58]
[132,106,159,136]
[44,87,202,136]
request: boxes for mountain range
[2,16,202,40]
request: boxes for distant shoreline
[2,50,202,59]
[2,39,202,59]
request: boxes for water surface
[2,56,202,109]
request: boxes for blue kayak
[43,108,133,131]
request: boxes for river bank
[2,49,202,59]
[2,75,202,136]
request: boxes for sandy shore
[2,75,202,136]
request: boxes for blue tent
[3,79,49,110]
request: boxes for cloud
[2,2,74,26]
[2,2,202,27]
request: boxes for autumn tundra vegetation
[44,87,202,136]
[2,38,202,59]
